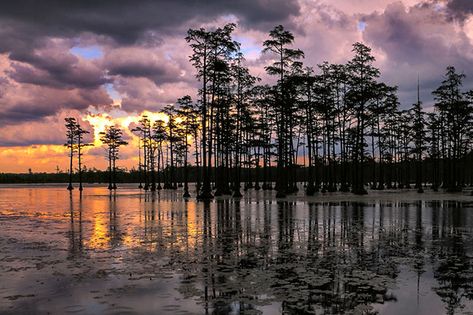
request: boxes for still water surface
[1,185,473,314]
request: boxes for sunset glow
[0,109,171,173]
[4,2,473,314]
[1,0,473,174]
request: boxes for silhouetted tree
[263,25,304,197]
[132,116,151,190]
[346,42,380,194]
[152,119,167,190]
[411,79,426,193]
[65,117,78,190]
[176,95,199,198]
[432,66,472,192]
[54,24,473,197]
[163,104,179,190]
[100,126,128,190]
[76,124,91,191]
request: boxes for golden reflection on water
[186,202,199,250]
[85,191,142,250]
[4,186,473,315]
[68,190,205,252]
[79,189,110,250]
[138,194,203,253]
[87,203,110,250]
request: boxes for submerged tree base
[306,184,316,196]
[197,188,214,200]
[446,186,463,193]
[275,191,287,198]
[232,190,243,198]
[352,188,368,195]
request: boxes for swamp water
[1,185,473,314]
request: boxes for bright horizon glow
[0,110,171,173]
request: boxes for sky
[1,0,473,173]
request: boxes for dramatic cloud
[362,1,473,105]
[0,0,300,45]
[0,81,112,125]
[2,0,473,171]
[9,55,107,89]
[0,110,94,146]
[0,1,300,127]
[446,0,473,21]
[103,47,188,85]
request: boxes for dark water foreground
[1,185,473,314]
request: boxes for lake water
[1,185,473,314]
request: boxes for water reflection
[2,186,473,314]
[431,201,473,315]
[108,192,123,248]
[140,198,473,314]
[67,191,83,258]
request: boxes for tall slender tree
[346,42,380,194]
[411,78,426,193]
[186,26,213,199]
[76,124,91,191]
[65,117,78,191]
[100,126,128,190]
[433,66,472,192]
[176,95,199,198]
[152,119,167,190]
[163,104,179,190]
[263,25,304,197]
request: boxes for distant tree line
[0,168,137,184]
[42,24,473,197]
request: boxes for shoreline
[1,183,473,203]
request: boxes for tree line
[63,24,473,197]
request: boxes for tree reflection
[432,201,473,315]
[108,191,123,248]
[67,191,83,258]
[132,197,473,314]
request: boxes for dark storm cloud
[0,139,49,146]
[0,0,300,45]
[9,59,108,89]
[1,115,95,146]
[364,4,427,64]
[103,48,186,85]
[0,0,300,123]
[362,2,473,106]
[108,63,170,81]
[0,85,112,126]
[1,104,55,124]
[446,0,473,21]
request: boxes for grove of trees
[63,24,473,198]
